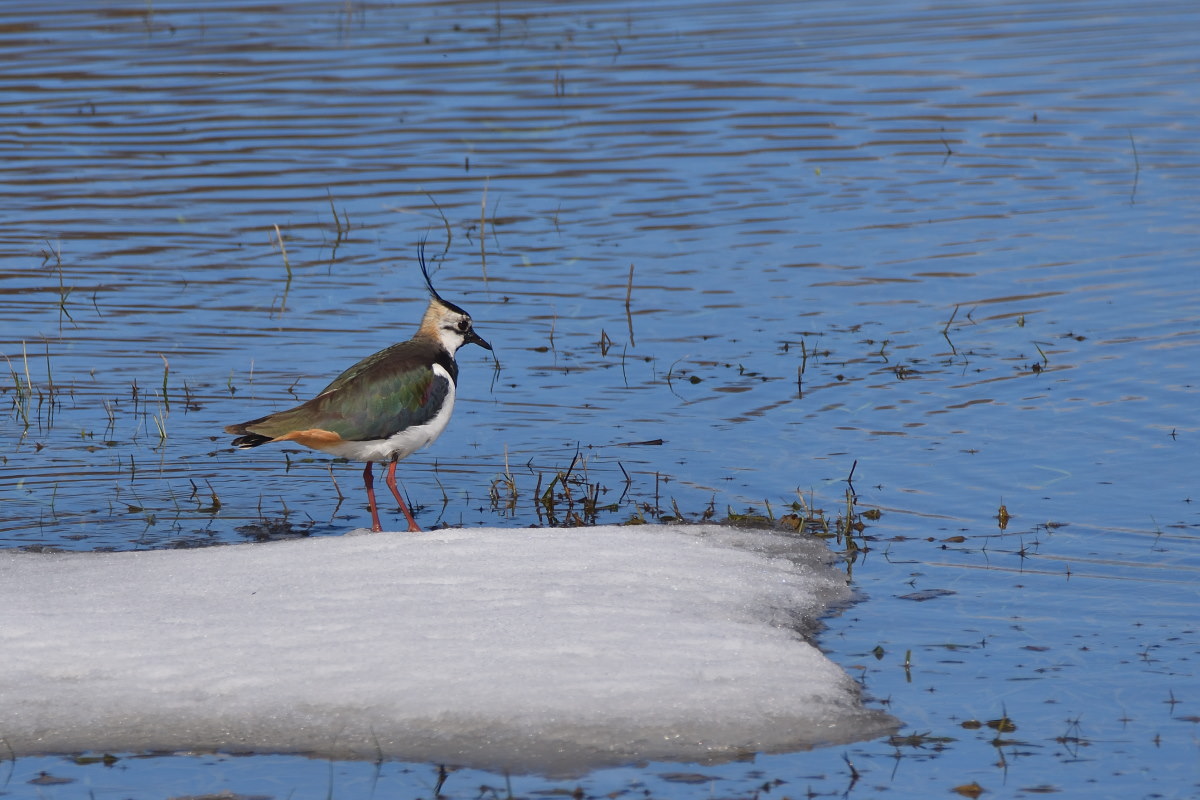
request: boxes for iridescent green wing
[246,341,450,442]
[309,353,449,441]
[316,340,412,395]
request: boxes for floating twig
[1128,130,1140,205]
[422,191,452,253]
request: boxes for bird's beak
[466,329,493,351]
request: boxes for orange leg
[385,460,422,532]
[362,462,384,533]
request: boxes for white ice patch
[0,525,896,775]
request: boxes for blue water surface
[0,0,1197,797]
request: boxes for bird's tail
[224,423,273,449]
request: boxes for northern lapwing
[224,245,492,532]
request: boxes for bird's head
[417,242,492,355]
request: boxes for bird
[224,244,492,533]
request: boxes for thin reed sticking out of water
[273,224,291,281]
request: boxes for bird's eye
[457,318,471,332]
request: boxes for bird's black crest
[418,239,470,316]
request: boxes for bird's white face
[437,309,477,353]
